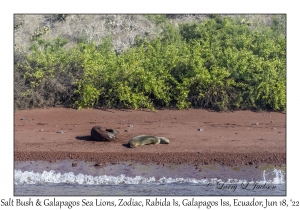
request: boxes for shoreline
[14,151,286,167]
[15,158,286,182]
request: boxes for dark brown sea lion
[91,126,119,141]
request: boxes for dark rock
[72,162,77,167]
[91,126,119,141]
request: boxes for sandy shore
[14,108,286,167]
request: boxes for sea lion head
[158,137,170,144]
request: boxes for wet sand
[14,108,286,167]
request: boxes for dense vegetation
[14,15,286,111]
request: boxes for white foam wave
[14,169,285,185]
[262,168,285,184]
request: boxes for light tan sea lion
[128,135,170,148]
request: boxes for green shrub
[18,37,69,88]
[177,16,286,111]
[15,16,286,112]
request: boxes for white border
[3,1,298,209]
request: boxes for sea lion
[91,126,119,141]
[128,135,170,148]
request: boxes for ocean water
[14,160,286,196]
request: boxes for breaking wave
[14,168,285,185]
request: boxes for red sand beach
[14,108,286,167]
